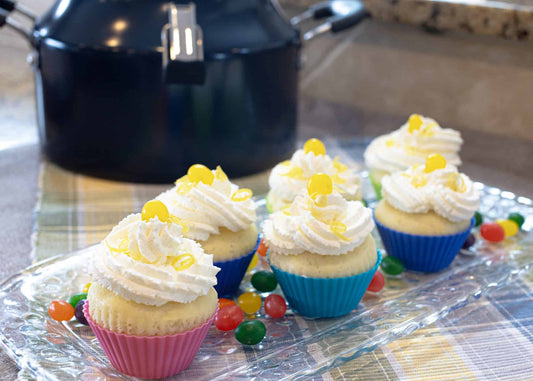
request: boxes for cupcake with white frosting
[157,164,258,296]
[85,200,220,378]
[364,114,463,198]
[374,154,479,272]
[267,138,362,212]
[264,173,380,318]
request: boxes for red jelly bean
[264,294,287,318]
[367,271,385,293]
[480,222,505,243]
[48,300,75,321]
[257,239,268,257]
[214,305,244,331]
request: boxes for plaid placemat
[33,153,533,380]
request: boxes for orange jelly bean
[218,298,237,310]
[48,300,75,321]
[256,239,268,257]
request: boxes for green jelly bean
[474,211,483,227]
[68,293,88,309]
[235,320,266,345]
[380,256,404,276]
[508,212,525,229]
[251,271,278,292]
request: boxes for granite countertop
[282,0,533,40]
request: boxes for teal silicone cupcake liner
[214,236,260,297]
[269,250,382,318]
[374,217,474,273]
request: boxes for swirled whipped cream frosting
[263,173,374,256]
[364,114,463,173]
[91,204,220,306]
[157,165,257,241]
[269,138,361,204]
[381,154,479,222]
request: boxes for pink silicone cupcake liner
[84,302,215,379]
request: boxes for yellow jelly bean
[142,200,170,222]
[247,254,258,273]
[171,253,196,271]
[447,173,466,193]
[307,173,333,196]
[82,283,92,293]
[187,164,214,185]
[238,292,262,314]
[215,165,228,182]
[496,219,519,237]
[330,220,351,241]
[333,156,348,172]
[424,153,447,173]
[303,138,326,156]
[408,114,423,133]
[231,188,253,202]
[411,174,428,188]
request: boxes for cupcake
[157,164,258,296]
[263,173,380,318]
[374,154,479,272]
[267,138,362,213]
[86,200,220,379]
[364,114,463,198]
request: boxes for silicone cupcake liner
[84,302,215,379]
[265,194,274,214]
[214,236,260,297]
[369,171,383,200]
[374,218,474,273]
[269,250,382,318]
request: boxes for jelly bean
[68,293,88,309]
[251,271,277,292]
[496,219,519,237]
[367,271,385,293]
[508,212,525,229]
[187,164,214,185]
[141,200,169,222]
[380,256,404,276]
[218,298,236,310]
[82,283,91,293]
[307,173,333,196]
[462,233,476,249]
[303,138,326,156]
[215,305,244,331]
[408,114,423,133]
[235,320,266,345]
[474,211,483,227]
[257,239,268,257]
[74,299,89,325]
[247,254,258,272]
[480,222,505,243]
[237,292,262,314]
[48,300,75,321]
[424,154,447,173]
[264,294,287,318]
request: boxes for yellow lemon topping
[330,220,351,241]
[303,138,326,156]
[446,173,466,193]
[424,153,447,173]
[385,138,395,148]
[410,174,428,188]
[187,164,214,185]
[231,188,253,202]
[281,165,304,180]
[169,253,196,272]
[408,114,423,133]
[214,165,228,182]
[142,200,170,222]
[333,156,348,172]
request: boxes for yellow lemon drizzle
[303,138,326,156]
[330,221,351,241]
[281,166,304,180]
[447,173,466,193]
[231,188,253,202]
[170,253,196,271]
[333,156,348,172]
[332,174,346,185]
[411,174,428,188]
[168,215,190,234]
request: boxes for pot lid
[35,0,300,57]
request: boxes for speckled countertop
[282,0,533,40]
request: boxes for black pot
[1,0,367,182]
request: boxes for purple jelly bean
[75,299,89,325]
[462,233,476,249]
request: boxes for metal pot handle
[161,2,206,85]
[291,0,369,41]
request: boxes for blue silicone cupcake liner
[213,236,260,297]
[374,217,474,273]
[269,250,382,318]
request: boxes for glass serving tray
[0,178,532,381]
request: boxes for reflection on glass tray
[0,176,532,380]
